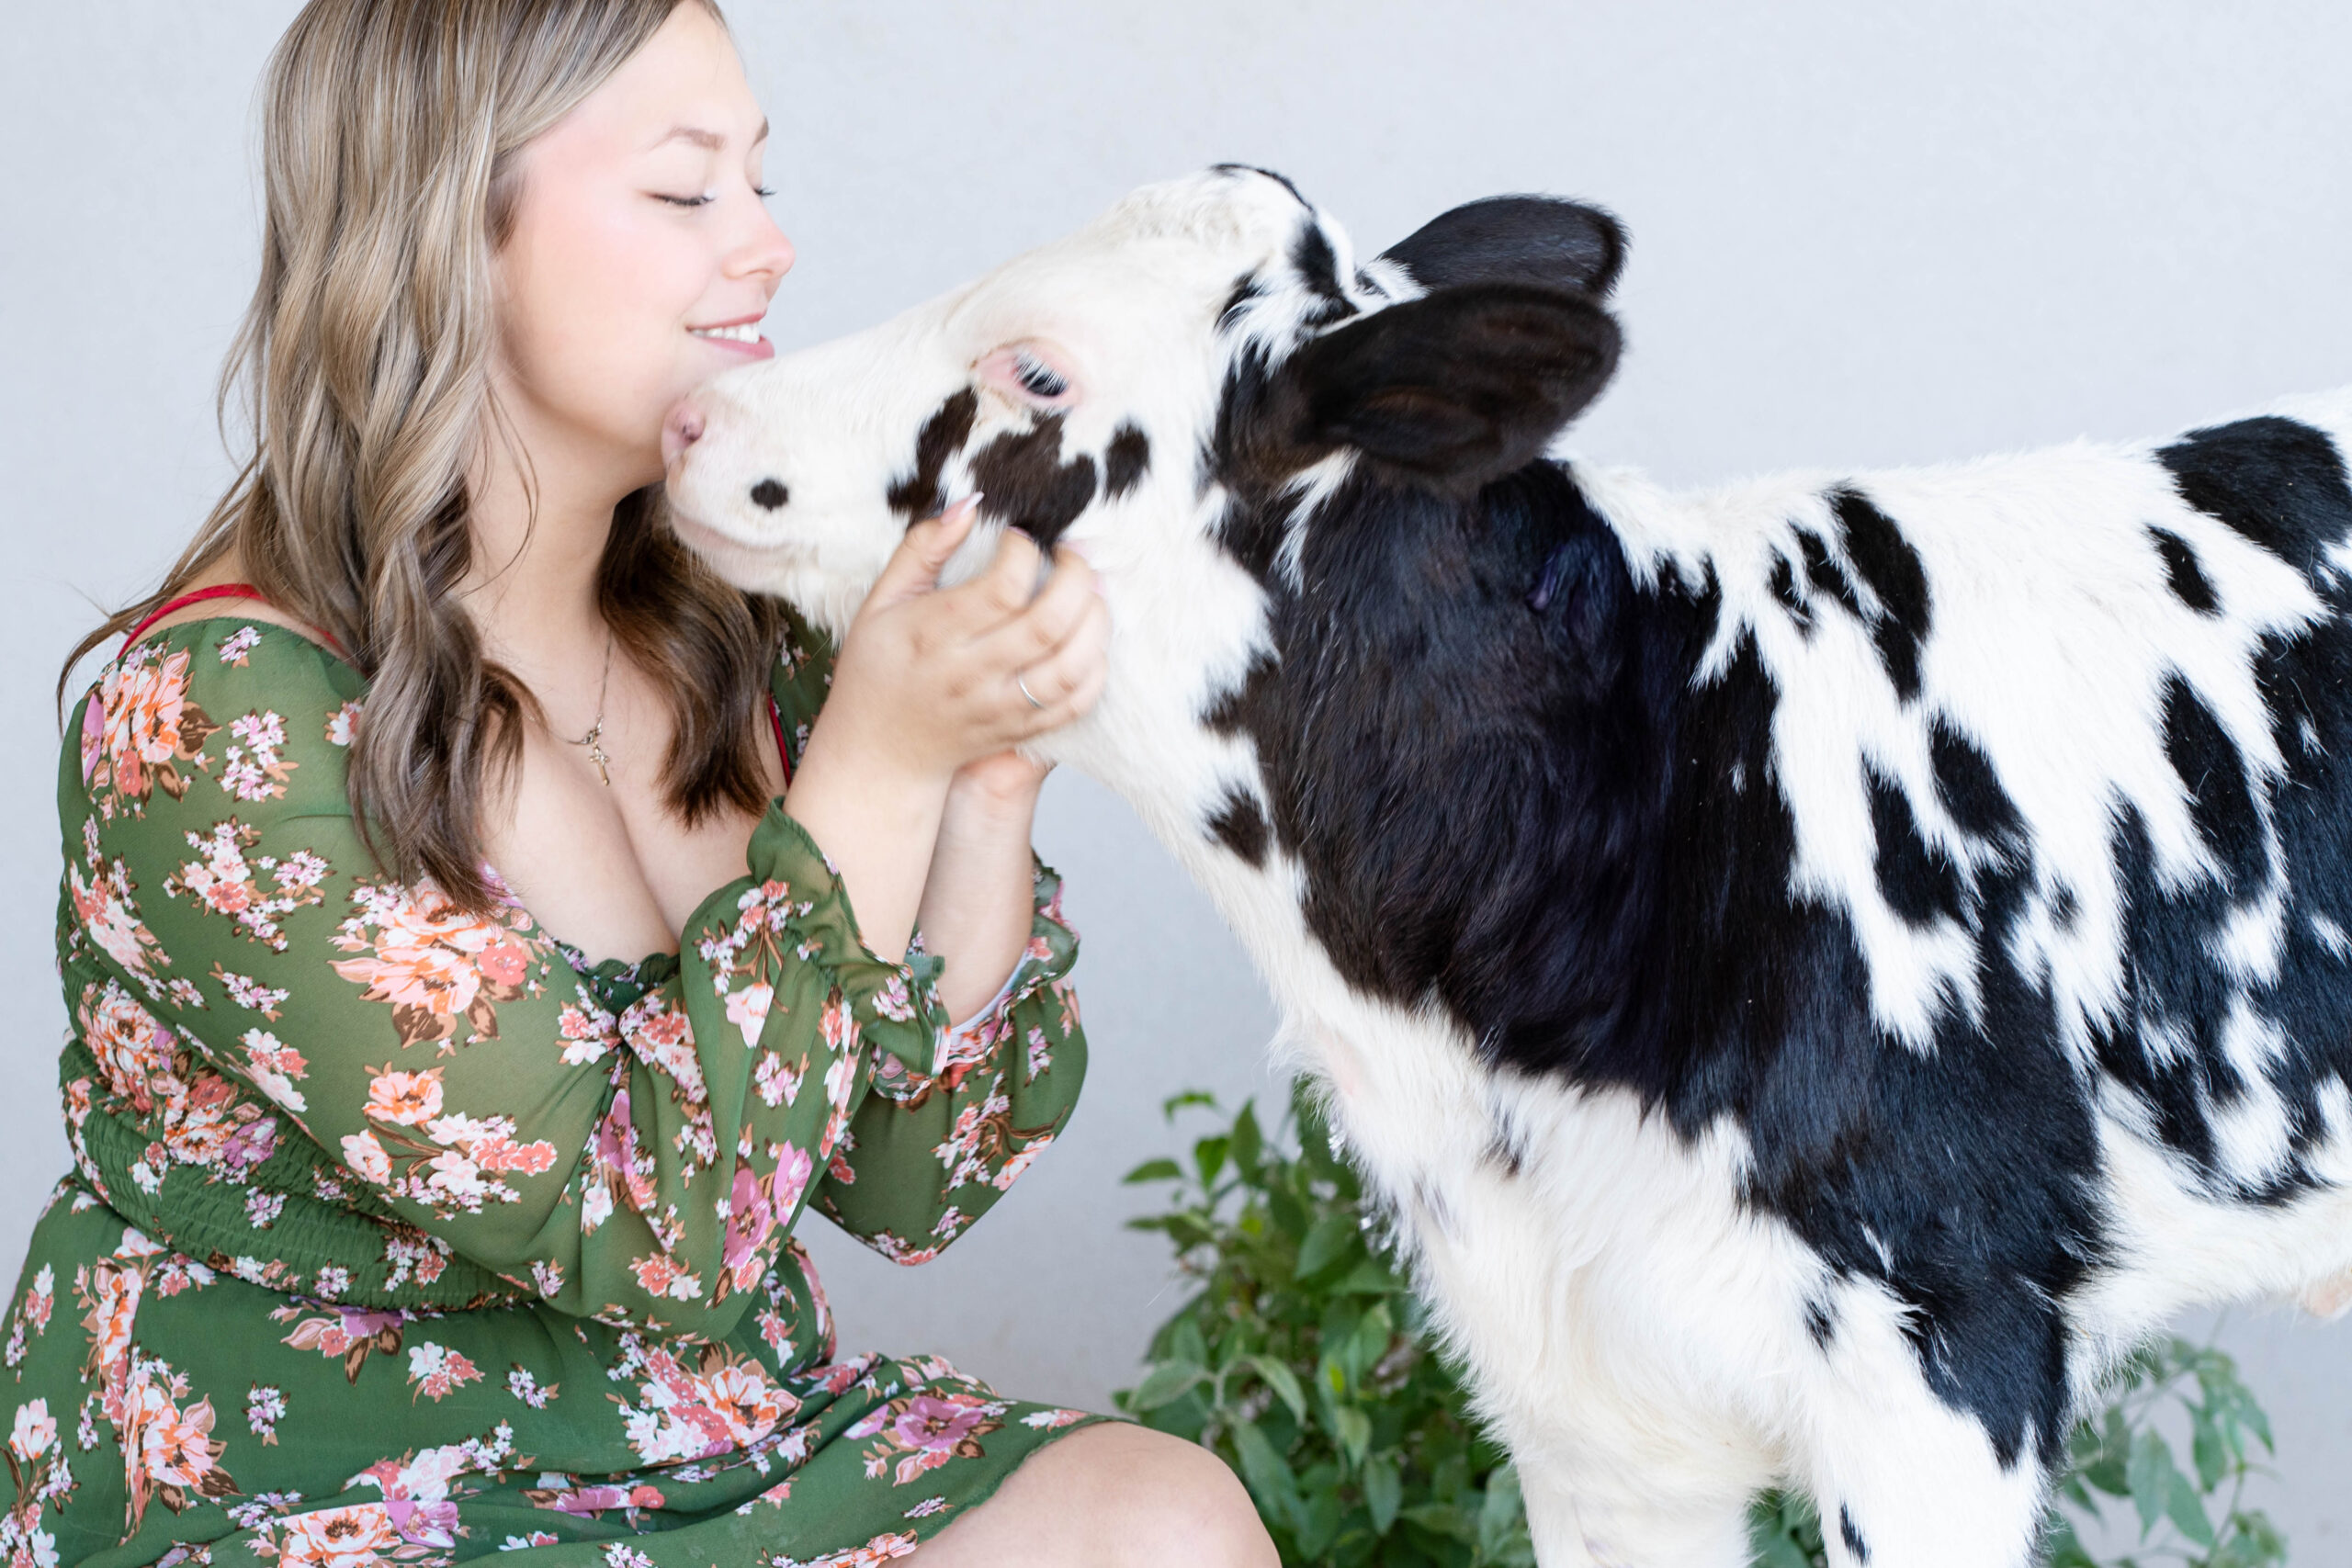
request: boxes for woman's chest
[483,686,784,964]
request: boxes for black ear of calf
[1286,283,1621,492]
[1381,196,1627,299]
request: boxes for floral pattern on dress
[330,885,550,1050]
[13,614,1100,1565]
[80,642,218,818]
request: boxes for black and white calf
[662,166,2352,1567]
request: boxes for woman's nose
[662,397,706,470]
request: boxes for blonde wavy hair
[63,0,787,910]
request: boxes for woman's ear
[1276,283,1623,493]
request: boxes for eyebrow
[651,118,770,152]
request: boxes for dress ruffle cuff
[749,810,1079,1100]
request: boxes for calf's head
[663,165,1624,786]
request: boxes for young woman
[18,3,1273,1563]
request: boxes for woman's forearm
[916,761,1046,1021]
[782,725,949,966]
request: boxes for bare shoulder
[137,560,338,654]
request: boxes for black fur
[971,414,1099,551]
[749,478,787,511]
[1839,1505,1871,1563]
[1104,423,1151,500]
[1381,195,1626,299]
[1257,284,1621,495]
[887,389,979,521]
[1831,488,1932,704]
[2151,526,2220,614]
[1206,789,1270,868]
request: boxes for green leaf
[1231,1102,1264,1181]
[1361,1451,1403,1534]
[1477,1463,1526,1558]
[1195,1134,1230,1185]
[1245,1355,1307,1425]
[2165,1468,2215,1547]
[1170,1317,1209,1370]
[1228,1417,1302,1525]
[2190,1404,2228,1490]
[1398,1502,1476,1543]
[1127,1359,1206,1411]
[1162,1089,1217,1121]
[1333,1404,1373,1467]
[1333,1256,1407,1294]
[1295,1212,1360,1280]
[1121,1157,1183,1185]
[2126,1428,2178,1537]
[1350,1303,1395,1377]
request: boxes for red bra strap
[121,582,347,660]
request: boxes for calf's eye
[1013,351,1069,400]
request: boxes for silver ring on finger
[1015,670,1046,711]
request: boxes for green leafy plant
[1118,1089,2289,1568]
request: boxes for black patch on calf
[2162,677,2267,898]
[886,389,979,521]
[1804,1297,1837,1349]
[1869,767,1965,928]
[1768,549,1814,635]
[1218,273,1267,334]
[2158,415,2352,577]
[749,478,787,511]
[1832,488,1933,703]
[1206,789,1270,868]
[1929,720,2022,846]
[1104,423,1151,500]
[1289,224,1356,326]
[970,413,1099,551]
[1796,526,1866,624]
[2151,527,2220,614]
[1839,1506,1871,1563]
[1202,446,2105,1472]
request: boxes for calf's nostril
[750,479,788,511]
[661,399,707,469]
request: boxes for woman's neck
[458,393,650,662]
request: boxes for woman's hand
[818,499,1108,784]
[783,499,1108,964]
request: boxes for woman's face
[492,4,792,497]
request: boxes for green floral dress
[5,609,1101,1568]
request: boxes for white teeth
[691,324,761,344]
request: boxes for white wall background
[5,0,2349,1551]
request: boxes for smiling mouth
[689,323,763,344]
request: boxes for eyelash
[655,185,777,209]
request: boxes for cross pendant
[580,722,611,786]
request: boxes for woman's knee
[1071,1423,1274,1564]
[917,1420,1275,1567]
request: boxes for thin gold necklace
[561,626,616,786]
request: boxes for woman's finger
[970,547,1098,669]
[867,495,981,609]
[965,525,1045,618]
[1012,593,1111,726]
